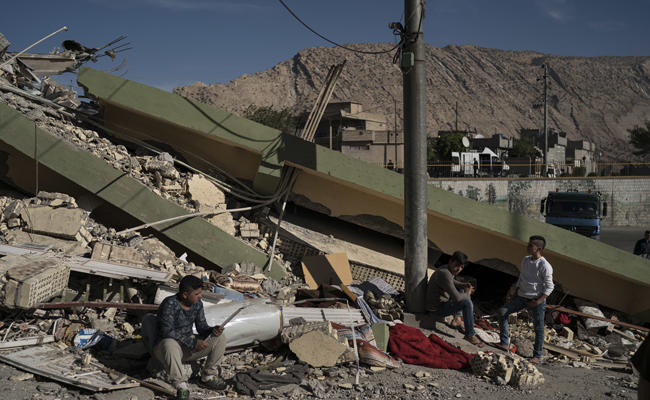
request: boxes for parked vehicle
[451,148,509,177]
[540,190,607,238]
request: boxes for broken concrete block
[288,330,348,367]
[144,154,179,179]
[21,206,86,240]
[3,200,24,221]
[6,230,89,256]
[208,213,236,236]
[560,326,574,341]
[281,321,335,344]
[470,351,544,389]
[6,218,22,228]
[75,226,93,245]
[187,175,226,209]
[1,255,70,308]
[36,191,76,207]
[121,322,135,335]
[91,242,148,267]
[240,222,260,239]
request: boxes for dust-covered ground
[0,354,637,400]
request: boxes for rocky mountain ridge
[175,43,650,161]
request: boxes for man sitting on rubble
[153,275,227,399]
[425,251,483,347]
[495,235,554,364]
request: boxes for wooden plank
[0,335,54,349]
[0,344,139,392]
[301,253,357,301]
[547,305,650,333]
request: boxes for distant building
[315,102,403,168]
[520,128,567,173]
[470,133,513,159]
[567,139,597,174]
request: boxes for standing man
[633,230,650,258]
[495,235,554,364]
[153,275,227,399]
[426,251,483,347]
[473,159,479,177]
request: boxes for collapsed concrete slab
[76,68,650,321]
[21,206,86,240]
[0,103,284,279]
[288,330,348,368]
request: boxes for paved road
[600,226,645,253]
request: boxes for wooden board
[0,344,139,392]
[301,253,356,301]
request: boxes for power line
[277,0,403,55]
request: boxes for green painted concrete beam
[0,103,284,279]
[77,67,285,193]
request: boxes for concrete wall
[429,177,650,227]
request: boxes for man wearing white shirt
[495,235,554,364]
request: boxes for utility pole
[542,63,548,174]
[402,0,427,313]
[394,97,398,166]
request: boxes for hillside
[175,43,650,161]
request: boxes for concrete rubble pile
[0,30,647,400]
[498,301,646,371]
[470,351,544,388]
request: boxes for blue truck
[540,191,607,238]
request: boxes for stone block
[288,330,348,367]
[281,321,335,344]
[560,326,574,341]
[2,256,70,308]
[21,206,86,239]
[91,242,148,267]
[240,222,260,239]
[6,230,88,256]
[187,175,226,209]
[208,213,236,236]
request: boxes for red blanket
[388,323,474,369]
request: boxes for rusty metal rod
[547,305,649,333]
[35,302,159,311]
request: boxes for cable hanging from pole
[277,0,403,55]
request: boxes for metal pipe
[402,0,428,312]
[0,26,68,70]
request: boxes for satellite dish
[462,136,470,148]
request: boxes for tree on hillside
[432,133,465,161]
[243,105,305,134]
[509,139,537,158]
[629,121,650,156]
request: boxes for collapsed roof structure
[56,67,650,322]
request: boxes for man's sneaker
[176,387,190,400]
[200,375,227,391]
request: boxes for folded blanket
[388,323,474,369]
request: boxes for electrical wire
[277,0,403,55]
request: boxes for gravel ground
[0,355,637,400]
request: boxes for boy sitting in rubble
[495,235,554,364]
[151,275,227,399]
[425,250,484,347]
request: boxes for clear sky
[2,0,648,91]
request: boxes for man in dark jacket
[153,275,226,399]
[425,251,483,347]
[633,230,650,258]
